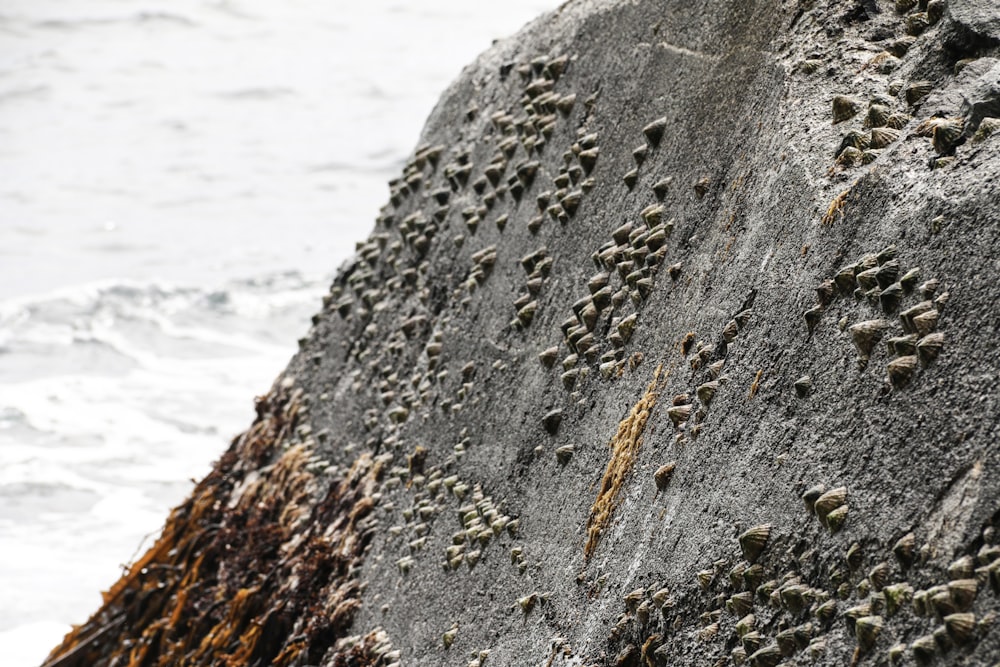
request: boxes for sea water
[0,1,558,663]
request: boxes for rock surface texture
[44,0,1000,665]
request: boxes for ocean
[0,1,558,663]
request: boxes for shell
[870,127,900,148]
[722,319,739,343]
[911,634,937,663]
[922,587,952,618]
[641,204,665,227]
[697,381,719,405]
[899,267,921,292]
[887,334,918,356]
[775,629,797,656]
[855,616,883,652]
[879,283,903,313]
[935,291,950,313]
[623,169,638,189]
[905,12,930,36]
[555,445,574,465]
[739,524,773,563]
[826,505,849,533]
[642,117,667,146]
[887,34,916,57]
[944,612,977,644]
[794,376,812,398]
[916,332,944,365]
[868,562,891,591]
[736,613,756,638]
[556,93,576,114]
[804,305,824,334]
[912,310,938,336]
[632,144,648,165]
[845,542,864,571]
[667,404,692,426]
[654,462,676,491]
[933,625,953,651]
[578,148,599,174]
[886,112,912,129]
[837,146,864,167]
[729,592,754,617]
[518,593,538,614]
[849,320,888,358]
[742,631,764,654]
[905,80,934,106]
[743,564,765,590]
[932,118,964,155]
[802,484,826,513]
[542,409,562,435]
[652,177,672,200]
[815,599,838,623]
[617,313,638,343]
[651,586,671,608]
[949,578,978,609]
[884,583,914,616]
[838,129,870,155]
[815,487,847,525]
[919,279,939,299]
[835,265,858,293]
[865,103,892,128]
[693,176,711,198]
[900,300,934,332]
[856,266,880,289]
[876,258,899,288]
[887,355,919,388]
[833,95,861,123]
[973,116,1000,143]
[747,645,782,667]
[697,569,714,591]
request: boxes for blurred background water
[0,1,559,663]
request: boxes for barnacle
[833,95,861,123]
[932,118,964,155]
[944,612,977,644]
[826,505,849,533]
[555,445,575,465]
[917,332,944,365]
[911,634,937,664]
[748,644,783,667]
[870,127,900,148]
[855,615,883,652]
[865,103,892,129]
[739,524,772,563]
[887,355,918,388]
[643,117,667,146]
[814,487,847,526]
[849,320,888,358]
[654,462,676,491]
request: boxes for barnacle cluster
[832,93,909,169]
[803,246,947,386]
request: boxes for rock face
[44,1,1000,666]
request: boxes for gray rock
[43,1,1000,666]
[946,0,1000,50]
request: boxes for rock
[42,0,1000,666]
[945,0,1000,51]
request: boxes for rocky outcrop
[44,0,1000,665]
